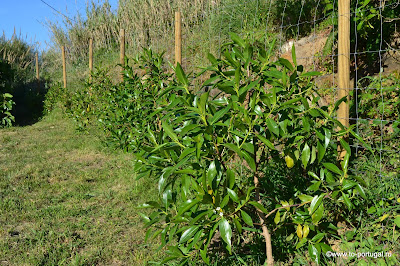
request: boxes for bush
[0,59,15,127]
[134,34,369,265]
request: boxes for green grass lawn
[0,109,160,265]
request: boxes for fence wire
[177,0,399,185]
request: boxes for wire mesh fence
[176,0,400,194]
[181,0,398,173]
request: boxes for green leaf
[227,169,236,189]
[298,194,314,203]
[308,181,322,192]
[233,217,242,234]
[310,194,325,215]
[355,184,367,200]
[342,179,357,190]
[340,138,351,154]
[207,53,218,65]
[312,202,324,224]
[265,70,283,80]
[249,201,268,213]
[341,153,350,174]
[220,195,230,208]
[175,63,189,87]
[207,161,217,185]
[296,238,307,249]
[219,218,233,253]
[279,58,294,71]
[310,145,316,164]
[222,143,243,156]
[274,211,281,224]
[177,199,200,216]
[227,188,239,202]
[308,171,320,180]
[242,150,256,171]
[323,163,343,175]
[342,193,352,210]
[241,210,253,227]
[301,143,311,169]
[317,141,326,163]
[178,147,196,162]
[168,246,185,257]
[319,243,333,253]
[255,133,275,150]
[229,32,245,48]
[162,120,183,147]
[301,71,321,77]
[139,212,150,223]
[198,91,209,115]
[210,105,231,125]
[179,226,200,243]
[308,243,320,265]
[190,210,213,225]
[291,44,297,66]
[311,233,325,243]
[266,118,279,136]
[394,216,400,228]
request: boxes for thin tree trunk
[252,136,274,265]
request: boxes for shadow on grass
[12,79,48,126]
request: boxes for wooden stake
[62,46,67,89]
[175,11,182,66]
[89,38,93,79]
[35,52,39,80]
[338,0,350,156]
[120,28,125,81]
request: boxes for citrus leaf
[255,133,275,150]
[175,63,188,87]
[179,226,200,243]
[227,188,239,202]
[241,210,253,227]
[310,194,325,215]
[301,143,311,169]
[219,218,232,253]
[323,163,343,175]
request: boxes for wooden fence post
[35,52,40,92]
[120,28,125,81]
[35,52,39,81]
[62,46,67,89]
[89,38,93,80]
[338,0,350,156]
[175,11,182,66]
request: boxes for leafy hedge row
[0,60,15,127]
[48,34,376,265]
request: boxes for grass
[0,109,160,265]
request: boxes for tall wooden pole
[62,46,67,89]
[175,11,182,66]
[89,38,93,79]
[35,52,40,93]
[338,0,350,156]
[35,52,39,80]
[120,28,125,81]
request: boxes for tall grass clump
[44,0,273,74]
[0,32,36,82]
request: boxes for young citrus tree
[135,34,369,265]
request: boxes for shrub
[0,59,15,127]
[134,34,369,265]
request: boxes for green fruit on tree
[285,155,295,168]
